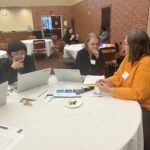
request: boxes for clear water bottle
[49,74,58,94]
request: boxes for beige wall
[0,0,82,7]
[0,8,34,32]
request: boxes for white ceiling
[0,0,82,7]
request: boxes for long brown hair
[127,30,150,63]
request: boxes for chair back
[0,43,8,52]
[100,47,117,64]
[100,47,118,76]
[33,40,46,52]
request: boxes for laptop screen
[17,68,51,92]
[0,81,8,106]
[54,69,82,82]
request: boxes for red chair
[33,40,47,58]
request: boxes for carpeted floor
[35,53,74,72]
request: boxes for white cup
[94,86,101,95]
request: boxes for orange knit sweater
[108,56,150,110]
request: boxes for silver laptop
[0,81,8,106]
[15,68,51,92]
[54,69,82,82]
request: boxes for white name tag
[122,71,129,79]
[90,59,96,65]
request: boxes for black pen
[0,125,8,130]
[17,129,23,133]
[38,89,48,97]
[44,94,53,99]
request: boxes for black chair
[100,47,119,76]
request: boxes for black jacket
[0,55,36,84]
[63,33,79,45]
[75,49,105,75]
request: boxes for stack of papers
[83,75,105,86]
[0,124,24,150]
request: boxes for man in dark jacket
[0,41,36,84]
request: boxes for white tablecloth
[21,39,54,57]
[63,43,85,59]
[0,79,143,150]
[0,50,7,59]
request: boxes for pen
[38,89,48,97]
[17,129,23,133]
[44,94,53,99]
[0,125,8,130]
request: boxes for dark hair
[65,26,73,35]
[127,30,150,63]
[101,26,107,31]
[85,32,99,50]
[8,41,27,55]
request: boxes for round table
[0,50,7,59]
[0,80,143,150]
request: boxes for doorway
[41,15,62,39]
[101,6,111,34]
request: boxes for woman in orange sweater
[96,30,150,149]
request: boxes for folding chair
[100,47,118,76]
[33,40,47,58]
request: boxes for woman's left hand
[93,50,99,59]
[96,80,112,94]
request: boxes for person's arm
[28,56,36,72]
[96,57,127,91]
[63,34,71,45]
[107,57,127,87]
[112,59,150,101]
[75,51,81,70]
[0,59,18,84]
[75,34,79,44]
[24,55,36,73]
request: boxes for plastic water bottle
[49,75,58,94]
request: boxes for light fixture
[1,9,8,16]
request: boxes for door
[101,7,111,32]
[41,16,62,38]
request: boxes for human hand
[11,58,24,69]
[98,79,115,87]
[92,50,99,59]
[96,80,112,94]
[70,34,75,40]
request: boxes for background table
[0,79,143,150]
[63,43,85,59]
[21,39,54,57]
[0,50,7,59]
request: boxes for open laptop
[54,69,82,82]
[13,68,51,92]
[0,81,8,106]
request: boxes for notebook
[13,68,51,92]
[83,75,105,86]
[0,81,8,106]
[54,69,82,82]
